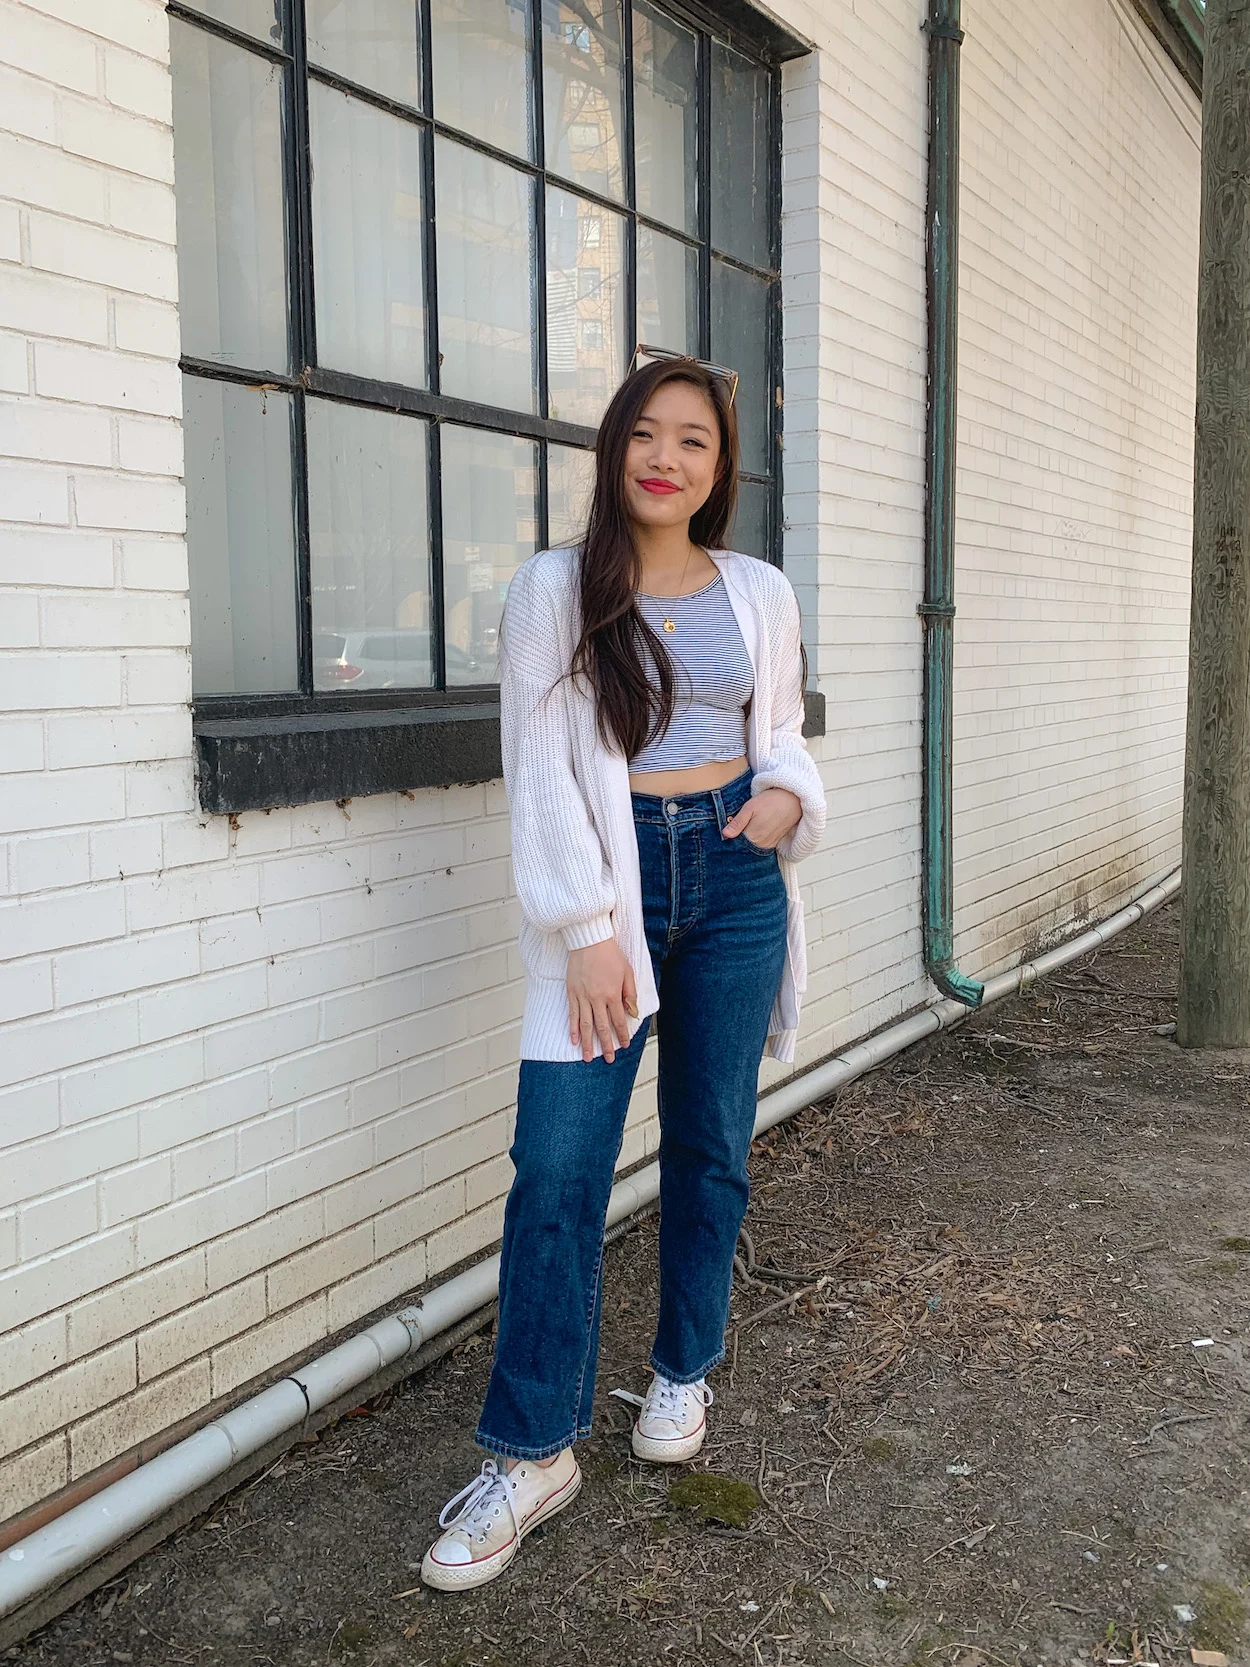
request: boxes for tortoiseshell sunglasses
[627,343,739,408]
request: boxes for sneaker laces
[438,1460,515,1540]
[611,1375,714,1421]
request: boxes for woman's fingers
[607,993,630,1049]
[623,962,638,1020]
[592,999,618,1064]
[579,996,597,1063]
[568,991,580,1047]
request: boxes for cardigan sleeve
[499,562,617,951]
[749,577,827,864]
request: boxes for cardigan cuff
[562,913,616,952]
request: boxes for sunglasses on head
[628,343,739,408]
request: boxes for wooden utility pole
[1178,0,1250,1047]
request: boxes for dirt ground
[10,897,1250,1667]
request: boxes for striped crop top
[630,574,754,773]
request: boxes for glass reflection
[442,427,537,685]
[546,187,624,427]
[432,0,532,159]
[711,258,771,473]
[547,443,595,547]
[731,477,769,560]
[170,20,288,373]
[633,1,696,235]
[437,138,536,413]
[637,224,697,356]
[710,42,771,272]
[184,377,297,695]
[185,0,281,45]
[542,0,624,201]
[306,400,432,691]
[306,0,421,109]
[311,83,425,387]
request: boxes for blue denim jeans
[476,770,789,1459]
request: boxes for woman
[421,355,826,1591]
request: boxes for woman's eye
[683,437,707,449]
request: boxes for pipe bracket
[917,600,956,618]
[923,21,965,42]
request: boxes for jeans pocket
[740,833,779,859]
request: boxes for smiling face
[623,378,723,533]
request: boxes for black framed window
[170,0,784,719]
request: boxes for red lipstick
[638,478,680,494]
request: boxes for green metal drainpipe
[921,0,984,1008]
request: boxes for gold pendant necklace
[659,543,696,634]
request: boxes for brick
[25,0,170,60]
[0,592,38,646]
[104,42,172,123]
[12,830,91,893]
[123,650,191,706]
[0,329,28,393]
[0,398,113,467]
[0,955,53,1022]
[70,1358,209,1480]
[323,1150,422,1238]
[0,264,109,345]
[206,1197,323,1294]
[0,1435,68,1527]
[0,529,114,589]
[61,1035,201,1126]
[0,1116,139,1212]
[100,1156,172,1227]
[0,199,21,262]
[0,1224,135,1330]
[118,419,183,480]
[0,766,125,834]
[210,1294,327,1399]
[0,0,100,96]
[0,1340,135,1463]
[0,459,69,523]
[266,1129,374,1213]
[373,1176,464,1261]
[124,756,194,817]
[89,817,163,882]
[326,1243,427,1335]
[34,339,180,416]
[137,1069,265,1157]
[68,1250,206,1360]
[19,1182,98,1260]
[0,1313,67,1400]
[0,1079,59,1148]
[0,62,56,144]
[266,1223,373,1316]
[73,471,185,533]
[425,1198,506,1278]
[0,652,121,712]
[47,709,188,771]
[171,1130,235,1199]
[0,132,108,223]
[237,1109,294,1173]
[136,1172,266,1269]
[0,1211,14,1272]
[112,294,180,359]
[0,881,124,961]
[41,592,187,648]
[139,1276,265,1382]
[59,96,174,187]
[55,925,199,1006]
[160,814,228,869]
[0,718,45,775]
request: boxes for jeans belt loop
[711,786,726,831]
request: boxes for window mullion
[622,0,637,363]
[287,0,315,693]
[768,67,782,565]
[532,0,549,423]
[696,26,711,360]
[417,0,447,687]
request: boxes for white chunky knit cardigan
[500,547,827,1064]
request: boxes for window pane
[306,0,421,109]
[184,377,297,695]
[442,427,537,685]
[546,187,624,428]
[306,400,432,691]
[711,258,771,473]
[436,138,536,413]
[547,443,595,546]
[310,84,425,386]
[184,0,281,45]
[633,1,696,235]
[542,0,624,201]
[637,224,696,356]
[731,477,769,560]
[710,42,770,271]
[171,20,288,372]
[432,0,531,158]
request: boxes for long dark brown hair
[571,358,740,758]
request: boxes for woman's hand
[567,938,639,1063]
[722,787,802,851]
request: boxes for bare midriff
[627,755,749,797]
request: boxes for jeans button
[664,800,679,816]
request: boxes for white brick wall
[0,0,1199,1535]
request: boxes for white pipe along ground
[0,864,1181,1623]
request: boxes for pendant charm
[663,619,676,633]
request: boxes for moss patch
[330,1623,375,1663]
[1221,1235,1250,1252]
[1194,1580,1249,1651]
[668,1472,760,1529]
[861,1436,899,1463]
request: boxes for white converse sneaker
[612,1373,713,1463]
[420,1449,581,1592]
